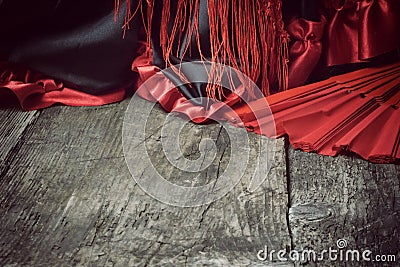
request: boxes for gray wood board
[0,98,290,266]
[0,108,38,167]
[288,148,399,266]
[0,97,398,266]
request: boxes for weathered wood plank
[0,108,38,164]
[0,97,290,266]
[287,148,399,266]
[1,95,398,266]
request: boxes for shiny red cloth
[286,17,326,88]
[0,62,131,110]
[323,0,400,66]
[131,49,250,125]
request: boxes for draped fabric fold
[0,0,144,95]
[323,0,400,66]
[117,0,290,97]
[286,17,326,88]
[0,62,132,110]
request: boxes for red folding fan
[229,62,400,163]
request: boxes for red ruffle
[0,62,130,111]
[131,49,253,125]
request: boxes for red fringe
[115,0,289,98]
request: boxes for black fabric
[151,0,211,69]
[0,0,144,94]
[283,0,320,22]
[150,2,239,101]
[0,0,322,97]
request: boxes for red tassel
[115,0,289,98]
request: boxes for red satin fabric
[286,17,326,88]
[131,50,251,125]
[323,0,400,66]
[0,62,130,110]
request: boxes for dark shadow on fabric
[0,89,20,109]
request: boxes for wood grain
[0,96,398,266]
[0,108,38,164]
[288,148,399,266]
[0,98,290,266]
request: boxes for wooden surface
[0,98,398,266]
[288,148,399,266]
